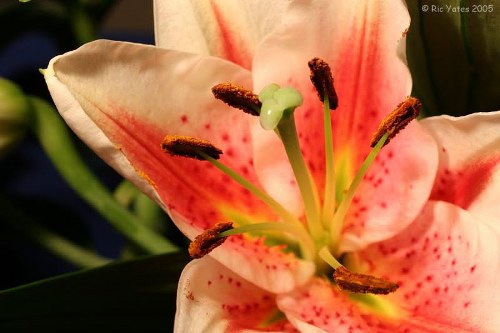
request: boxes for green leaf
[406,0,500,116]
[0,252,190,332]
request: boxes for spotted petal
[154,0,288,69]
[175,256,299,332]
[277,277,474,332]
[45,39,312,293]
[250,0,438,250]
[421,111,500,228]
[357,201,500,332]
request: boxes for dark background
[0,0,155,290]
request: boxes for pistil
[276,116,324,240]
[257,83,324,240]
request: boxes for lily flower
[44,0,500,331]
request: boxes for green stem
[134,192,166,232]
[113,180,138,207]
[114,180,166,232]
[277,116,323,238]
[70,2,96,45]
[330,133,388,249]
[321,95,336,227]
[0,194,110,268]
[28,96,178,254]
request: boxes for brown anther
[333,266,399,295]
[370,96,421,148]
[161,135,222,160]
[188,222,234,259]
[212,83,261,116]
[308,57,338,110]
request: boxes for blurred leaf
[0,252,190,332]
[407,0,500,116]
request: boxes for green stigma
[258,84,303,130]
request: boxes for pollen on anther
[370,96,421,147]
[161,135,222,160]
[212,83,261,116]
[333,266,399,295]
[188,222,234,259]
[308,57,338,109]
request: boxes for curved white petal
[251,0,412,197]
[44,45,164,208]
[249,0,436,249]
[45,39,314,297]
[154,0,288,68]
[421,111,500,228]
[340,121,438,252]
[45,40,278,234]
[278,277,474,332]
[175,257,297,332]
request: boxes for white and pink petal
[211,234,315,294]
[252,0,412,152]
[248,0,437,248]
[154,0,288,69]
[340,122,439,252]
[357,201,500,332]
[45,40,275,234]
[175,256,298,333]
[277,278,470,333]
[422,111,500,228]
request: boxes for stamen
[163,134,314,259]
[329,133,389,248]
[333,266,399,295]
[188,222,234,258]
[220,222,315,260]
[212,83,261,116]
[162,135,222,160]
[321,94,336,227]
[308,57,338,110]
[318,246,342,269]
[195,151,305,231]
[370,97,421,148]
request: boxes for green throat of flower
[163,57,421,296]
